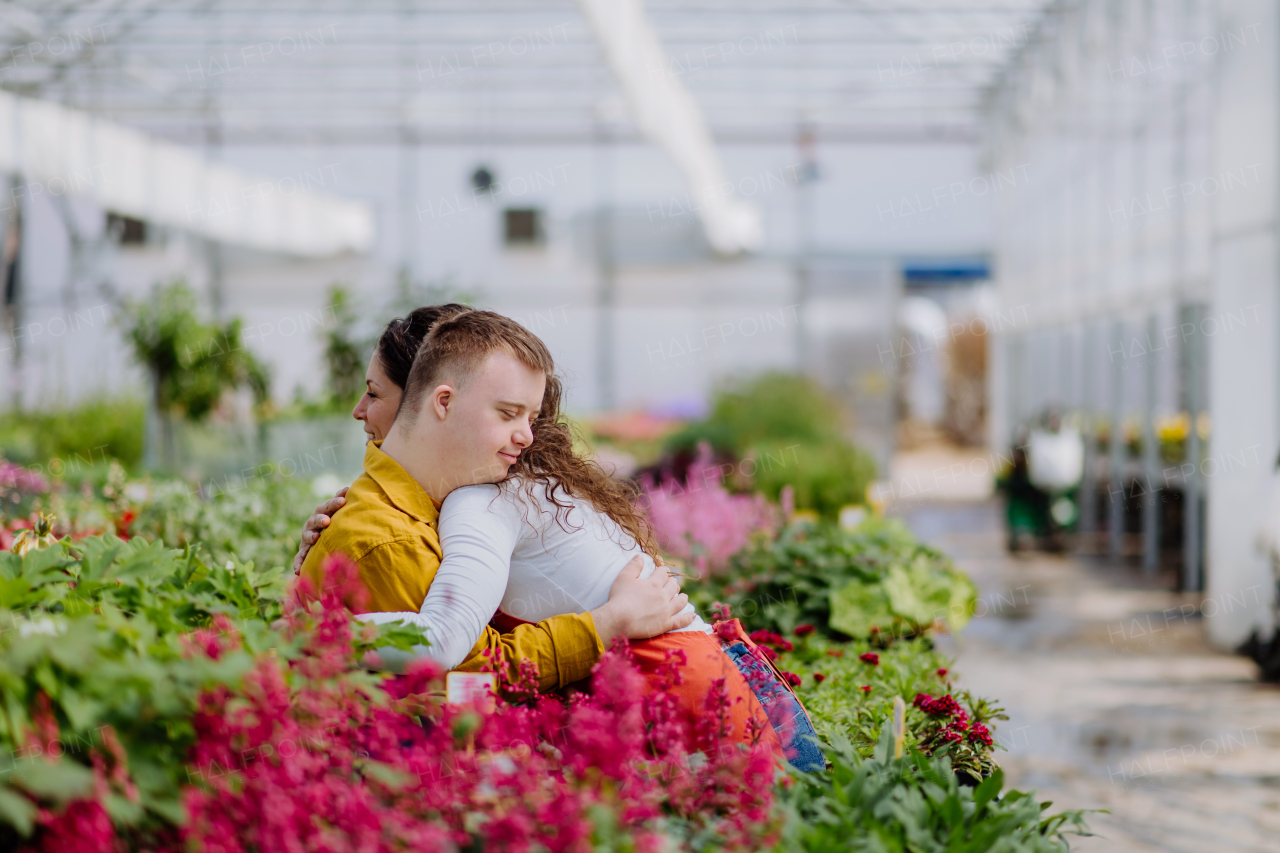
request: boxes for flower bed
[0,458,1089,851]
[773,630,1002,782]
[0,541,780,851]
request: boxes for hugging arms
[294,306,691,688]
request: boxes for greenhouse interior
[0,0,1276,850]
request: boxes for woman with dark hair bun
[292,304,471,568]
[352,303,472,444]
[375,304,472,390]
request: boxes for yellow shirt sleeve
[454,613,606,691]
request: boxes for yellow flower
[1157,413,1189,444]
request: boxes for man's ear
[431,384,454,421]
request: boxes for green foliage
[0,534,286,626]
[298,274,474,416]
[0,447,1088,849]
[667,373,842,453]
[10,465,325,575]
[686,518,977,641]
[321,284,368,408]
[0,534,425,842]
[118,281,271,421]
[0,398,146,471]
[0,536,284,836]
[777,729,1091,852]
[779,633,1004,782]
[665,373,876,518]
[750,440,877,520]
[130,475,323,574]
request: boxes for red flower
[859,685,871,693]
[969,722,994,748]
[812,673,825,684]
[859,653,879,665]
[793,624,815,638]
[782,671,802,687]
[115,509,137,539]
[749,630,793,653]
[936,668,949,678]
[913,692,967,720]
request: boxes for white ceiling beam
[0,90,374,257]
[574,0,762,255]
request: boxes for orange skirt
[629,631,783,758]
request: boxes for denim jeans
[722,641,825,772]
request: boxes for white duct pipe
[575,0,763,255]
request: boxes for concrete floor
[897,500,1280,853]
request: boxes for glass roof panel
[0,0,1051,144]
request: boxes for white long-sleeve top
[357,478,709,669]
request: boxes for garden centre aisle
[898,500,1280,853]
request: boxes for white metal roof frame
[0,90,374,255]
[1,0,1053,144]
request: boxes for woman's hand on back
[590,555,694,642]
[292,487,349,574]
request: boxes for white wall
[1204,0,1277,647]
[983,0,1278,646]
[5,138,993,419]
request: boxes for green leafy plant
[779,631,1004,782]
[0,534,424,845]
[320,284,368,409]
[687,518,977,641]
[664,373,876,518]
[118,282,271,469]
[777,727,1092,852]
[120,282,270,422]
[750,439,877,520]
[667,373,844,453]
[0,398,146,472]
[0,460,1091,850]
[130,474,323,574]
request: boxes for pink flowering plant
[183,554,781,853]
[0,537,781,852]
[641,443,779,577]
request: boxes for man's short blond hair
[397,310,554,423]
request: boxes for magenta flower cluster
[640,443,779,577]
[912,692,992,750]
[21,554,782,852]
[748,630,794,658]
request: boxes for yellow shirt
[300,441,604,690]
